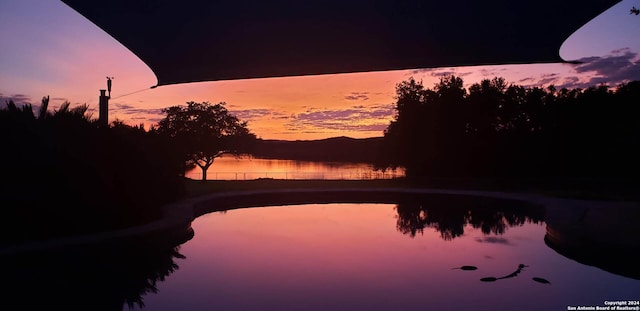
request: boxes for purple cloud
[536,73,560,86]
[408,68,474,78]
[0,93,32,107]
[518,77,535,83]
[557,49,640,88]
[288,104,395,132]
[344,92,369,101]
[408,68,434,75]
[273,115,291,120]
[111,102,164,116]
[479,67,508,77]
[574,49,638,76]
[286,120,388,132]
[560,76,580,86]
[114,103,135,110]
[513,49,640,89]
[432,70,457,77]
[229,108,287,122]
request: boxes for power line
[110,86,156,100]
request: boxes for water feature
[184,155,404,180]
[3,193,638,310]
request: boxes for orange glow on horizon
[108,63,600,140]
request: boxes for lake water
[3,194,638,311]
[184,155,404,180]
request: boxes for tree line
[375,76,640,184]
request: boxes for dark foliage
[376,77,640,185]
[0,97,185,246]
[157,101,256,180]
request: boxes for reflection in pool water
[140,196,636,311]
[0,225,193,310]
[2,194,638,310]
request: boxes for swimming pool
[3,192,638,310]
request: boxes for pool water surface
[131,201,639,311]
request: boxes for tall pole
[99,77,113,127]
[99,89,109,126]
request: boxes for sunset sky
[1,0,639,140]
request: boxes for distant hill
[251,136,383,164]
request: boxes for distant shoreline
[251,136,383,164]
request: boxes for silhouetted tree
[377,76,469,177]
[157,101,256,180]
[376,75,640,189]
[376,77,428,175]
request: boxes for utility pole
[99,77,113,126]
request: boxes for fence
[186,170,405,180]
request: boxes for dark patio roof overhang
[61,0,620,87]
